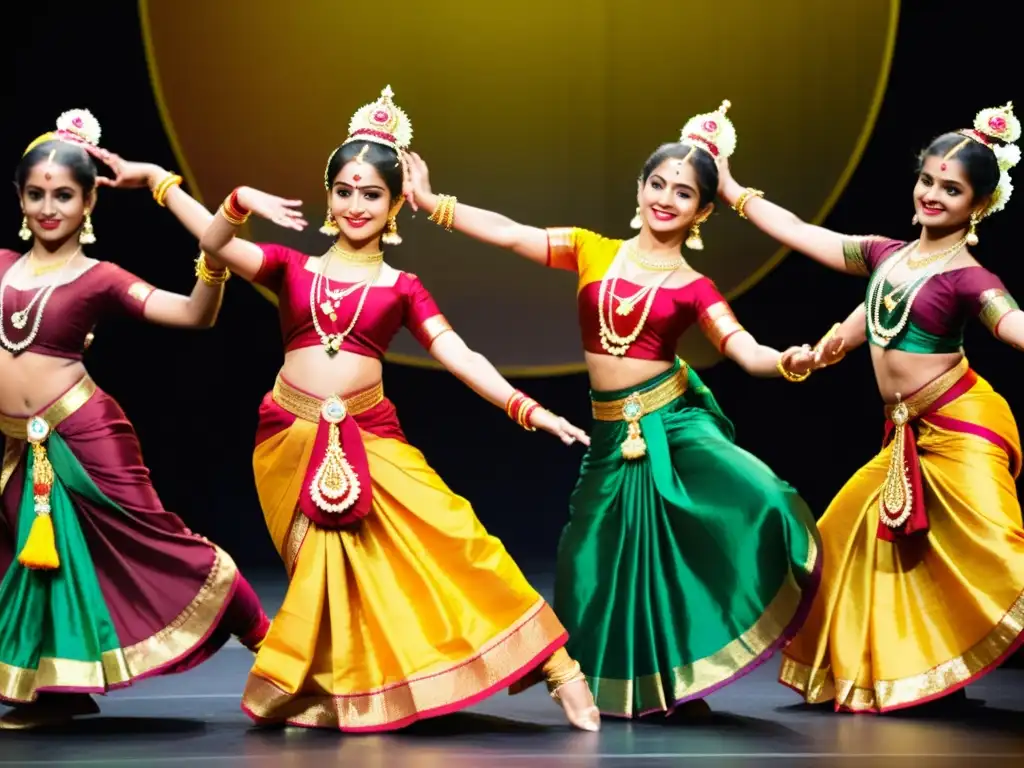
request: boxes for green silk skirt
[555,361,821,717]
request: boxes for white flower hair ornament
[322,85,413,189]
[951,102,1019,219]
[23,108,107,161]
[679,100,737,161]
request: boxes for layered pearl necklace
[309,245,383,356]
[0,248,81,354]
[867,239,965,346]
[598,239,682,356]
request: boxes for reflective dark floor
[3,573,1022,767]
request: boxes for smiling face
[19,158,93,246]
[328,158,394,243]
[637,155,711,235]
[913,154,979,231]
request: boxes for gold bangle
[776,354,810,382]
[219,202,250,227]
[428,195,457,232]
[733,188,764,219]
[153,173,183,207]
[195,252,231,286]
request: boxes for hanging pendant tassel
[18,440,60,570]
[620,392,647,460]
[878,398,913,530]
[309,397,362,514]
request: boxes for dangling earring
[18,216,31,241]
[79,211,96,245]
[911,214,919,226]
[629,206,642,230]
[685,214,708,251]
[319,206,340,236]
[381,215,402,245]
[966,212,980,246]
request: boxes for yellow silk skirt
[779,364,1024,712]
[240,378,567,731]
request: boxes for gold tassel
[620,393,647,460]
[879,398,913,529]
[17,442,59,570]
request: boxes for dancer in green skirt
[402,102,840,718]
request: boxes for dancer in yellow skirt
[719,102,1024,711]
[191,87,600,732]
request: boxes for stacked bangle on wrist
[732,187,764,219]
[152,173,183,207]
[220,188,250,226]
[505,390,541,432]
[195,252,231,286]
[428,195,457,231]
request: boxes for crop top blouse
[252,244,452,358]
[843,236,1019,353]
[545,227,744,361]
[0,249,155,361]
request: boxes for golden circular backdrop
[141,0,897,374]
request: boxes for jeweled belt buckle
[321,396,348,424]
[25,416,50,445]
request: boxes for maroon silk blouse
[0,249,154,360]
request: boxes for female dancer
[402,101,833,719]
[176,86,598,733]
[719,102,1024,712]
[0,111,269,730]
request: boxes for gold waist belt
[0,375,97,441]
[590,364,689,460]
[271,375,384,423]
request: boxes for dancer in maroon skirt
[0,109,269,729]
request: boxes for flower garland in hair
[970,102,1019,217]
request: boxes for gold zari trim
[883,358,969,422]
[779,584,1024,711]
[419,314,453,346]
[126,281,155,304]
[978,288,1019,333]
[0,376,97,441]
[242,599,566,730]
[591,364,689,422]
[0,547,239,703]
[591,527,819,716]
[841,236,885,277]
[698,302,745,351]
[271,376,384,424]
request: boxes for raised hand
[235,187,308,231]
[529,408,591,447]
[401,151,435,212]
[94,155,165,190]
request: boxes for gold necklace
[0,249,81,353]
[597,246,676,356]
[309,252,380,355]
[628,241,684,271]
[905,236,967,270]
[27,248,80,277]
[329,242,384,265]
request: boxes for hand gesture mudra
[529,408,591,447]
[400,151,434,213]
[94,154,163,190]
[235,187,308,232]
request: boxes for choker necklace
[329,243,384,265]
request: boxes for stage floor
[3,572,1023,767]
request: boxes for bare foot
[550,677,601,732]
[0,695,100,730]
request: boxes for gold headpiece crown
[343,85,413,151]
[23,108,103,157]
[679,100,736,160]
[948,102,1019,218]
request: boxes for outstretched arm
[140,257,229,328]
[422,329,589,446]
[403,152,549,265]
[717,159,865,276]
[98,157,290,282]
